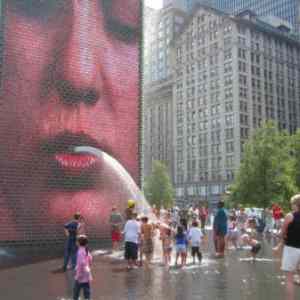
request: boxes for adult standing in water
[109,206,123,251]
[123,212,140,270]
[281,194,300,299]
[213,201,228,258]
[199,204,208,230]
[63,212,81,271]
[0,0,141,243]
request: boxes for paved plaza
[0,238,300,300]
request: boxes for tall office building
[215,0,300,33]
[171,5,300,205]
[143,6,160,85]
[298,1,300,33]
[144,6,186,84]
[143,6,187,183]
[143,3,214,182]
[163,0,215,12]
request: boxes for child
[188,220,203,264]
[73,235,92,300]
[227,215,239,250]
[123,212,140,269]
[175,226,188,267]
[140,216,154,268]
[162,227,173,268]
[241,218,261,260]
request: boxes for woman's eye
[102,0,141,44]
[9,0,66,20]
[106,19,140,44]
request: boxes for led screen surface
[0,0,141,244]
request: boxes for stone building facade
[171,5,300,206]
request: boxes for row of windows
[176,169,235,184]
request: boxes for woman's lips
[39,132,112,187]
[54,153,98,173]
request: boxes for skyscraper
[163,0,214,12]
[215,0,300,33]
[143,6,187,183]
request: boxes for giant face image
[0,0,140,241]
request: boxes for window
[226,170,234,181]
[224,49,232,61]
[224,23,232,35]
[225,114,234,126]
[226,141,234,153]
[224,36,232,48]
[226,156,234,168]
[224,75,233,86]
[238,48,246,59]
[225,88,233,99]
[238,61,246,72]
[240,114,249,126]
[225,128,234,140]
[239,74,247,86]
[238,36,246,46]
[225,101,233,112]
[224,62,232,73]
[238,25,246,35]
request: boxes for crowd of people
[62,196,300,300]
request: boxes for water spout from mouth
[73,146,168,261]
[73,146,154,219]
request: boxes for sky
[145,0,163,9]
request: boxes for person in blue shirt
[175,225,188,267]
[63,212,81,271]
[213,201,228,258]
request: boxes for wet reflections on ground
[0,238,300,299]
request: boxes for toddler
[73,235,92,300]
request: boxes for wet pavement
[0,237,299,299]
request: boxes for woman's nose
[55,1,103,106]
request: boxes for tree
[229,121,295,209]
[143,160,175,208]
[291,129,300,188]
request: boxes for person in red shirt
[272,204,283,230]
[199,205,208,230]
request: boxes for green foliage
[143,160,175,209]
[291,129,300,188]
[229,121,297,210]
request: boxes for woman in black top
[281,194,300,298]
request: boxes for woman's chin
[48,190,126,223]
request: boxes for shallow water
[0,237,299,300]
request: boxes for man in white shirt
[123,212,140,269]
[188,220,204,264]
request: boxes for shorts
[191,246,202,259]
[251,243,261,255]
[227,230,239,240]
[163,246,172,254]
[142,239,154,255]
[281,245,300,272]
[111,230,121,242]
[215,230,227,237]
[125,242,138,260]
[176,244,187,254]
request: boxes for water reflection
[1,240,300,300]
